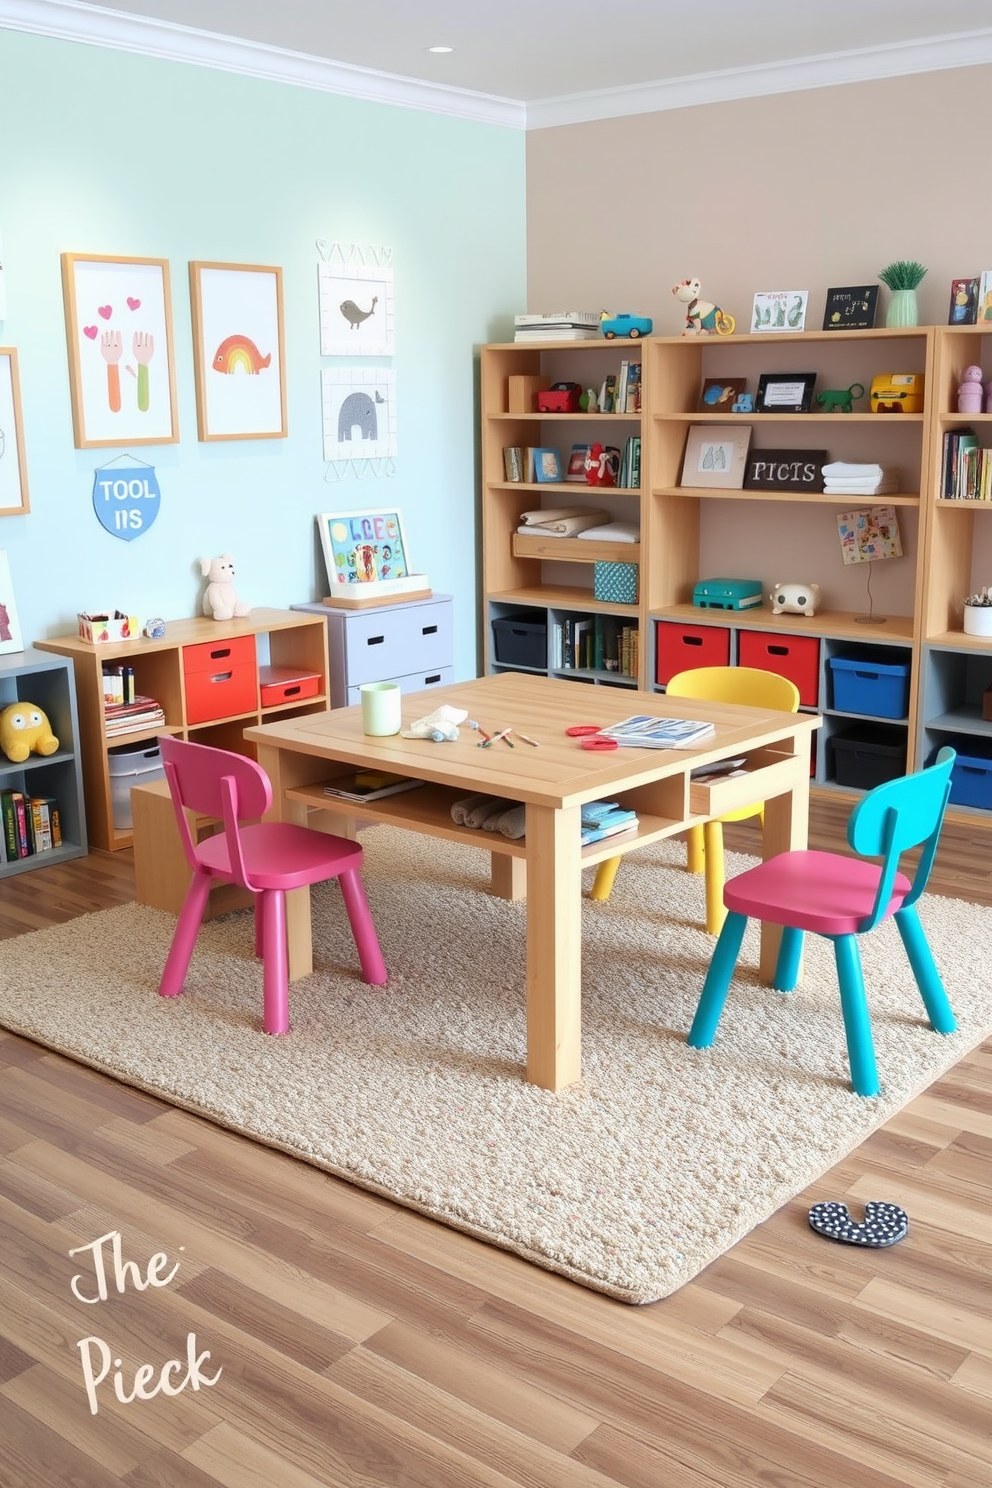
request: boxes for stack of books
[514,311,602,342]
[104,694,165,737]
[0,789,62,860]
[941,429,992,500]
[580,800,639,846]
[597,715,716,749]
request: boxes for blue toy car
[601,313,653,339]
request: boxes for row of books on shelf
[1,789,62,862]
[103,663,136,705]
[503,437,640,488]
[104,693,166,737]
[610,361,641,415]
[941,430,992,501]
[581,799,639,846]
[552,614,639,675]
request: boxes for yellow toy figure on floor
[0,702,59,762]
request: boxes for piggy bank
[769,581,820,617]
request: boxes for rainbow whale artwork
[212,334,271,374]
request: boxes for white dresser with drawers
[291,593,454,708]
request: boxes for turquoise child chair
[687,747,958,1097]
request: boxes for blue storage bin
[829,648,910,719]
[946,737,992,810]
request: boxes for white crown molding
[527,28,992,129]
[0,0,526,127]
[3,1,992,132]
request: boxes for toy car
[536,381,582,412]
[601,313,653,339]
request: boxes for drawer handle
[282,685,301,697]
[209,647,232,661]
[366,635,385,647]
[425,674,441,685]
[768,645,789,656]
[210,671,233,684]
[422,625,438,636]
[683,636,703,648]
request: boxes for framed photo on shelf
[743,448,826,492]
[699,377,747,413]
[565,443,591,481]
[756,372,817,414]
[679,424,752,489]
[0,349,30,516]
[189,261,287,440]
[751,290,808,333]
[61,253,179,448]
[822,285,878,331]
[0,549,23,654]
[533,448,563,483]
[317,507,412,590]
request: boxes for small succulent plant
[964,586,992,606]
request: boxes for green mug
[360,681,401,736]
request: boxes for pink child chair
[687,748,957,1097]
[158,736,387,1034]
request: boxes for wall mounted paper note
[835,506,903,565]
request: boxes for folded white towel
[463,796,514,829]
[824,485,898,497]
[519,506,602,525]
[824,476,898,493]
[451,793,500,825]
[575,521,640,543]
[482,804,527,839]
[821,462,885,478]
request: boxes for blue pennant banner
[92,461,160,542]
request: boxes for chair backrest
[847,746,956,929]
[666,665,800,712]
[159,736,272,889]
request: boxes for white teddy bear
[199,554,250,621]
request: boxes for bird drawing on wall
[340,296,378,328]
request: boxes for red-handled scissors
[565,724,619,751]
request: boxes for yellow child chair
[589,666,801,933]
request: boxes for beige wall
[525,65,992,612]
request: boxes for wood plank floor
[0,804,989,1487]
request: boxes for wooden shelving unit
[36,608,329,851]
[0,648,88,877]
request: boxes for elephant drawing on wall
[338,391,378,442]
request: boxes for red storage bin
[738,629,820,707]
[655,621,730,685]
[258,664,321,707]
[182,635,257,724]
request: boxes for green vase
[885,289,919,327]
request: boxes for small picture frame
[189,261,287,440]
[533,447,562,483]
[679,424,752,490]
[948,277,980,326]
[744,448,827,492]
[822,285,879,331]
[756,372,817,414]
[318,507,412,591]
[565,443,591,481]
[61,253,179,448]
[699,377,747,413]
[751,291,808,333]
[0,349,30,516]
[0,549,24,654]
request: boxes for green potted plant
[878,260,927,327]
[963,585,992,637]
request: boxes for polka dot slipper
[808,1200,908,1247]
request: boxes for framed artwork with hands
[61,254,179,448]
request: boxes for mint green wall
[0,30,525,676]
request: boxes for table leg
[524,802,582,1090]
[491,853,526,900]
[758,761,810,983]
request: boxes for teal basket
[594,561,638,605]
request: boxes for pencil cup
[360,682,401,736]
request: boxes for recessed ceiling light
[427,46,454,54]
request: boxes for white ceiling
[5,0,992,126]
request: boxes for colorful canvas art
[835,506,903,565]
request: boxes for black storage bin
[491,614,547,669]
[831,723,907,790]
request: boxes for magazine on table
[598,715,716,749]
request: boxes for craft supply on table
[566,724,619,751]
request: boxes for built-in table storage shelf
[0,649,87,877]
[36,610,329,852]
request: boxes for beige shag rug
[2,825,989,1303]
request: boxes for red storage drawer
[182,635,257,724]
[258,664,321,707]
[655,621,730,685]
[738,630,820,707]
